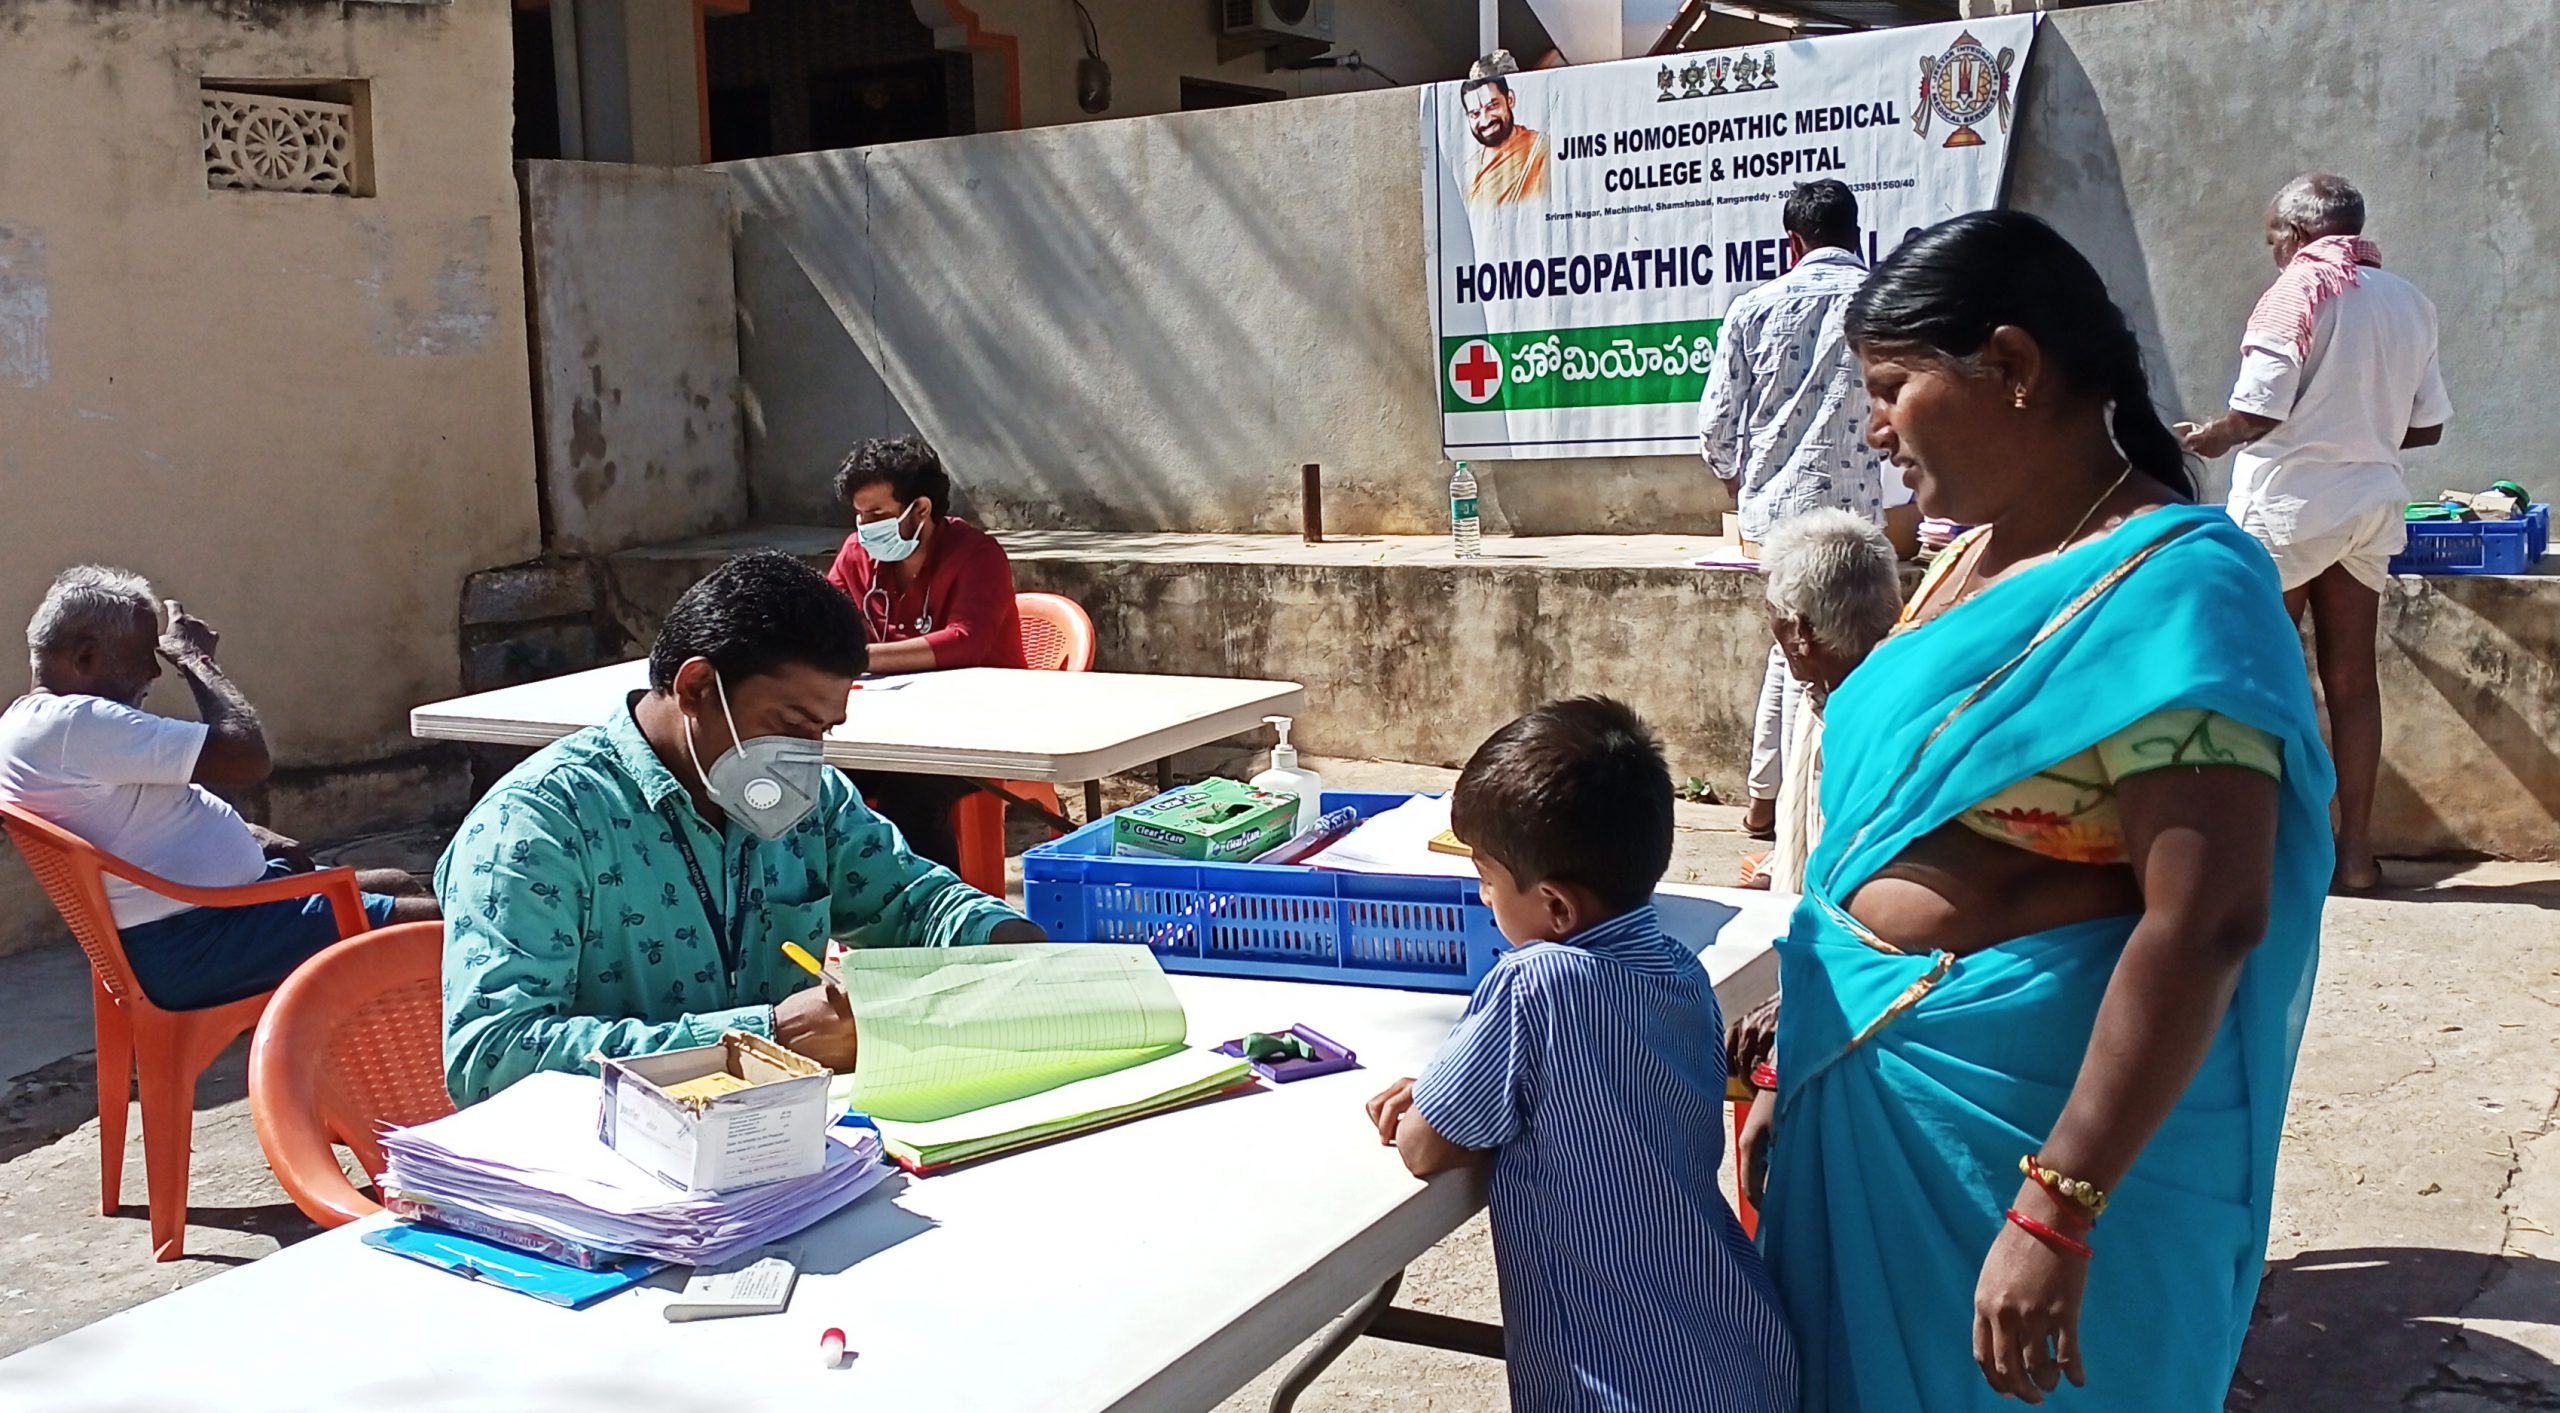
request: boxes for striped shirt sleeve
[1410,961,1542,1151]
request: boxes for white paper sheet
[1300,795,1480,879]
[381,1072,891,1265]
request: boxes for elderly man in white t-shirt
[2178,174,2450,892]
[0,566,436,1009]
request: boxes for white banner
[1421,17,2039,460]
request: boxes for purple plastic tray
[1216,1024,1360,1083]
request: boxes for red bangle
[2035,1199,2094,1237]
[1750,1061,1778,1090]
[2006,1209,2094,1261]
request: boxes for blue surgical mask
[681,662,826,841]
[857,505,922,564]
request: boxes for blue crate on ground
[2388,504,2548,576]
[1024,791,1504,993]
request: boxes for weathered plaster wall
[720,89,1720,538]
[2008,0,2559,503]
[606,529,2560,861]
[735,210,917,526]
[721,0,2555,538]
[522,161,747,555]
[1014,552,2560,862]
[0,0,541,955]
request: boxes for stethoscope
[862,582,935,639]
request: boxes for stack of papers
[381,1071,891,1268]
[1300,795,1481,879]
[832,945,1256,1172]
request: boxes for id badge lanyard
[662,807,747,988]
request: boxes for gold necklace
[1947,464,2133,608]
[2055,463,2134,554]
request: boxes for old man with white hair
[2177,173,2450,891]
[0,566,435,1011]
[1727,508,1900,1095]
[1750,509,1903,894]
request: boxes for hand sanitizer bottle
[1250,715,1324,834]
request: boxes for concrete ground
[0,762,2553,1413]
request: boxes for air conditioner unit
[1220,0,1335,46]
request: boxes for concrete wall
[1024,554,1778,796]
[1007,553,2560,862]
[523,161,748,554]
[602,529,2560,861]
[736,211,916,525]
[2010,0,2559,504]
[722,90,1720,537]
[723,0,2555,540]
[2371,572,2560,860]
[0,0,541,954]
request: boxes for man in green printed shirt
[438,552,1045,1105]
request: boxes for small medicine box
[1110,780,1300,862]
[598,1031,831,1193]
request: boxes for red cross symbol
[1449,340,1504,405]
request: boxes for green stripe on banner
[1440,320,1722,413]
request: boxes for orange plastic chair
[248,922,453,1228]
[0,802,371,1261]
[1015,591,1098,675]
[951,592,1098,896]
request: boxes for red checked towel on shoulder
[2244,235,2383,357]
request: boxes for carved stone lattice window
[201,81,374,196]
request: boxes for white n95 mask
[682,662,827,841]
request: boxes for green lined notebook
[827,945,1254,1172]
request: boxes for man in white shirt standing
[0,566,436,1010]
[1701,179,1888,840]
[2178,174,2451,892]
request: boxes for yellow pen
[781,941,848,1007]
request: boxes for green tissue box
[1110,780,1301,862]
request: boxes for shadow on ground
[2232,1247,2560,1410]
[2367,862,2560,913]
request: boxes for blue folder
[364,1224,665,1308]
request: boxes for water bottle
[1449,460,1482,560]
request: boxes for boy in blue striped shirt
[1366,698,1799,1413]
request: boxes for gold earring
[2012,386,2028,410]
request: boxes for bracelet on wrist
[2020,1153,2110,1220]
[2006,1208,2094,1261]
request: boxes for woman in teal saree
[1744,212,2335,1410]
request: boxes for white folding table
[412,660,1310,895]
[0,886,1789,1413]
[411,658,1310,822]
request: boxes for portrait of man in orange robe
[1462,59,1549,210]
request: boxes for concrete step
[594,525,2560,861]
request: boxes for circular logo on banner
[1914,30,2015,149]
[1448,339,1505,405]
[1930,37,1999,127]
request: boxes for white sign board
[1422,17,2039,459]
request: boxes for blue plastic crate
[1024,791,1505,993]
[2389,503,2548,576]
